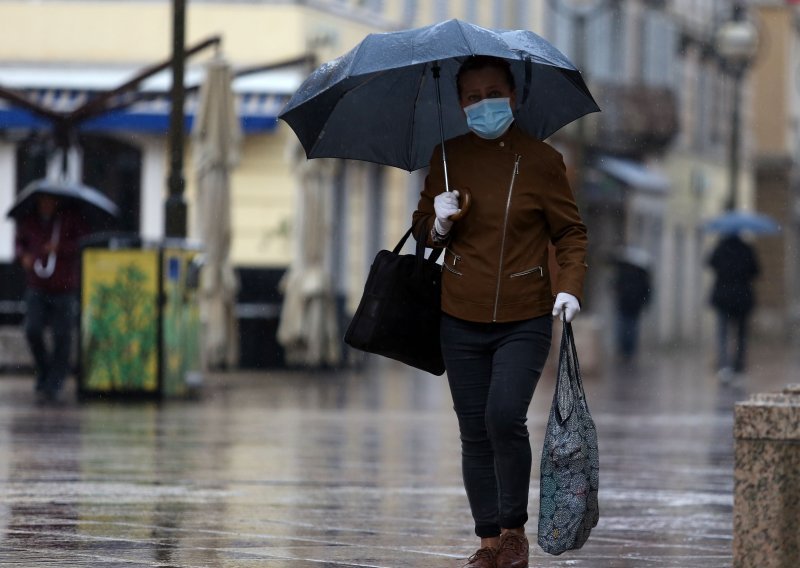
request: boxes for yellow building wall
[0,3,306,62]
[229,131,296,266]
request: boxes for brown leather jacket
[412,125,588,323]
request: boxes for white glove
[433,190,460,235]
[552,292,580,323]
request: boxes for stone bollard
[733,384,800,568]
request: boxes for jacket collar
[465,122,522,152]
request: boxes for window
[641,8,677,87]
[15,136,48,193]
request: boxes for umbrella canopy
[611,246,652,270]
[279,18,599,172]
[192,55,242,369]
[6,178,119,221]
[703,211,780,235]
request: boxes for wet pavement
[0,338,798,567]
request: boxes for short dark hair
[456,56,515,98]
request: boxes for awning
[595,156,670,193]
[0,64,303,134]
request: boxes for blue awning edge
[0,89,288,135]
[596,156,670,193]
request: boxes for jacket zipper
[446,248,461,267]
[445,249,463,275]
[444,263,463,276]
[510,266,543,278]
[493,154,521,322]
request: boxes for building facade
[2,0,796,367]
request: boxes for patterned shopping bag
[537,321,599,555]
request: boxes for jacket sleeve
[541,153,588,303]
[14,219,30,263]
[411,145,450,248]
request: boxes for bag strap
[562,320,590,413]
[391,227,413,253]
[392,226,443,263]
[556,320,589,422]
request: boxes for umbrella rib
[404,63,428,172]
[455,20,477,56]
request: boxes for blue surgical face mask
[464,97,514,139]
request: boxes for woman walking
[412,56,588,568]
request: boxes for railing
[582,82,679,156]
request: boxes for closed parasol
[192,55,242,369]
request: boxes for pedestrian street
[0,339,797,567]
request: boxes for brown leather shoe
[462,546,497,568]
[494,532,529,568]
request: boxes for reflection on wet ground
[0,340,797,567]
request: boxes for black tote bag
[344,228,445,375]
[538,320,600,555]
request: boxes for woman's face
[36,195,59,218]
[458,66,516,109]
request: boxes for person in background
[14,194,89,403]
[412,55,588,568]
[612,249,651,362]
[708,233,760,379]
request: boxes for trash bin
[79,235,203,399]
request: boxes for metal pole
[166,0,187,238]
[726,1,747,212]
[727,67,743,211]
[431,63,451,193]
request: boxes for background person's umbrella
[6,178,119,221]
[703,211,780,235]
[611,246,652,270]
[192,54,242,369]
[279,18,599,173]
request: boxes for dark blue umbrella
[279,19,599,173]
[6,178,119,221]
[703,211,780,235]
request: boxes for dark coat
[14,208,89,294]
[708,235,760,316]
[614,262,651,316]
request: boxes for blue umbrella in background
[703,211,780,235]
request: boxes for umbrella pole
[432,63,451,193]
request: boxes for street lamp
[715,3,759,211]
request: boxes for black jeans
[440,313,552,538]
[24,289,78,395]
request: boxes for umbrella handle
[448,187,472,221]
[32,218,61,279]
[33,252,57,279]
